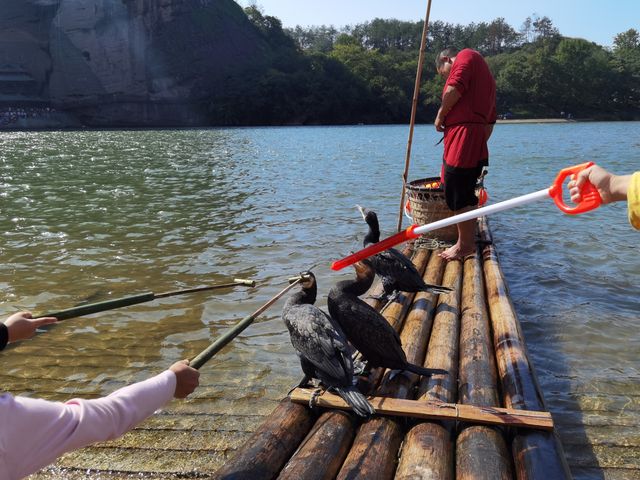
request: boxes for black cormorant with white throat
[282,271,375,418]
[327,260,447,378]
[356,205,452,301]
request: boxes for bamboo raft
[213,217,572,480]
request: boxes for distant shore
[496,118,579,124]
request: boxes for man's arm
[434,85,461,132]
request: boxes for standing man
[434,47,496,260]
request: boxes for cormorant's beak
[356,204,368,220]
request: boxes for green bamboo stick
[40,278,255,321]
[190,276,304,370]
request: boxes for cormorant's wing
[383,248,421,274]
[341,297,405,363]
[284,304,353,384]
[374,248,451,294]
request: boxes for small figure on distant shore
[1,311,200,479]
[434,47,497,261]
[568,164,639,230]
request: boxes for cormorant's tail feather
[333,386,375,418]
[420,284,453,295]
[405,363,448,377]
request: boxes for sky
[237,0,639,48]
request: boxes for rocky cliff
[0,0,267,126]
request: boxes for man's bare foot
[439,243,475,261]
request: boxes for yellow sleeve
[628,172,640,230]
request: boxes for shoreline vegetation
[0,117,621,131]
[496,118,579,124]
[0,6,638,128]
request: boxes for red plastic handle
[548,162,602,214]
[330,224,420,271]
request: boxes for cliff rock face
[0,0,267,126]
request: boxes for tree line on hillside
[208,7,640,125]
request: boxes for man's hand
[4,311,58,344]
[170,360,200,398]
[435,85,461,133]
[434,110,446,132]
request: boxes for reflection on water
[1,123,639,478]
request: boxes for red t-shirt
[442,49,496,169]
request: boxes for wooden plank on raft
[289,388,554,431]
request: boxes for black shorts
[443,164,483,211]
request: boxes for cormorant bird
[356,205,452,300]
[327,260,447,378]
[282,271,375,418]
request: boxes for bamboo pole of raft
[395,258,463,480]
[456,249,513,480]
[191,278,302,370]
[212,398,315,480]
[277,410,357,480]
[279,247,435,480]
[337,250,453,480]
[41,279,255,321]
[397,0,434,232]
[479,217,572,479]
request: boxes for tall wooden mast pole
[397,0,433,232]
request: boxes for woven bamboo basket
[405,177,458,243]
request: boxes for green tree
[209,8,640,125]
[287,25,340,53]
[553,38,612,113]
[351,18,423,53]
[611,29,640,112]
[533,15,559,40]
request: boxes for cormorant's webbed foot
[298,375,313,388]
[309,386,324,409]
[287,375,313,396]
[353,358,369,377]
[366,293,388,302]
[383,290,401,304]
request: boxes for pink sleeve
[0,370,176,479]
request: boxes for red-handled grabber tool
[331,162,602,271]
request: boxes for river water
[1,122,638,479]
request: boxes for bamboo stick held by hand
[190,276,305,370]
[39,278,255,321]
